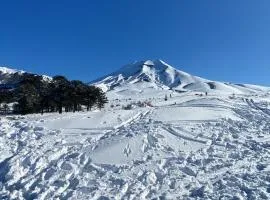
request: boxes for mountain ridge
[0,66,51,85]
[91,59,270,94]
[1,62,269,94]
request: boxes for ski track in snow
[1,93,270,199]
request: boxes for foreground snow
[1,91,270,199]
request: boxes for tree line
[0,74,108,115]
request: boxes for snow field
[0,92,270,199]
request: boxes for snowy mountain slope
[91,59,270,94]
[91,59,207,91]
[0,67,26,84]
[0,66,51,85]
[0,66,25,74]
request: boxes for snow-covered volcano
[92,60,270,94]
[91,60,205,91]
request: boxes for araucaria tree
[96,88,108,110]
[1,73,108,115]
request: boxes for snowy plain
[1,89,270,200]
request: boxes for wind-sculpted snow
[1,92,270,199]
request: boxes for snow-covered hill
[0,67,26,84]
[0,66,51,85]
[92,59,270,94]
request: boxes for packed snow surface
[1,89,270,199]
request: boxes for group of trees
[0,74,108,115]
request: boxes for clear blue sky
[0,0,270,85]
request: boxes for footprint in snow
[123,144,131,157]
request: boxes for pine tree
[0,90,13,105]
[70,80,85,112]
[2,72,108,115]
[52,76,70,114]
[16,83,39,114]
[39,81,51,114]
[2,103,9,114]
[84,86,97,111]
[96,88,108,110]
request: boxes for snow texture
[1,62,270,199]
[1,91,270,199]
